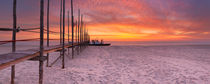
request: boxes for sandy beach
[1,45,210,84]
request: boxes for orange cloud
[0,0,210,41]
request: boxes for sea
[0,40,210,54]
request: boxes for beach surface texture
[0,45,210,84]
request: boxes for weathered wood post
[11,0,17,84]
[84,25,86,45]
[77,9,80,54]
[81,15,83,47]
[60,0,63,45]
[59,0,63,66]
[75,21,78,45]
[39,0,44,83]
[75,21,78,54]
[80,14,83,51]
[83,22,85,47]
[80,15,83,52]
[62,0,66,69]
[68,11,70,54]
[46,0,50,67]
[71,0,74,59]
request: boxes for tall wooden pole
[71,0,74,59]
[11,0,17,84]
[83,22,84,45]
[60,0,63,45]
[84,24,86,43]
[77,9,80,54]
[84,25,85,43]
[68,11,70,54]
[87,28,90,43]
[86,25,88,43]
[81,16,83,45]
[59,0,63,67]
[46,0,50,67]
[80,14,83,51]
[39,0,44,83]
[62,0,66,69]
[68,11,70,44]
[83,25,84,45]
[75,21,77,44]
[76,21,79,54]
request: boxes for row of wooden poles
[8,0,90,84]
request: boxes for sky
[0,0,210,41]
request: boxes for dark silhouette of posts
[11,0,17,84]
[0,0,92,83]
[62,0,66,69]
[71,0,74,59]
[46,0,50,67]
[39,0,44,83]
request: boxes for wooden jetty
[0,0,90,84]
[0,43,80,70]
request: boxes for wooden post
[75,21,77,44]
[46,0,50,67]
[77,9,80,54]
[83,22,85,45]
[84,23,85,45]
[39,0,44,83]
[60,0,63,45]
[80,15,83,51]
[11,0,16,84]
[88,29,90,43]
[71,0,74,59]
[81,16,83,46]
[84,25,86,44]
[59,0,63,66]
[62,0,66,69]
[84,24,86,44]
[68,11,70,54]
[75,21,78,54]
[86,25,88,44]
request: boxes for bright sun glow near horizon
[0,0,210,41]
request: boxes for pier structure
[0,0,90,84]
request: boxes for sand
[1,45,210,84]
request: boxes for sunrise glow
[0,0,210,41]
